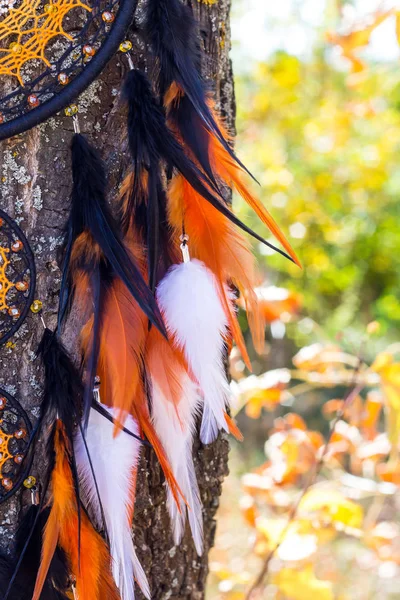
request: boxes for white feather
[156,259,231,444]
[150,372,204,555]
[74,406,150,600]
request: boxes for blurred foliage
[211,323,400,599]
[233,7,400,345]
[209,4,400,600]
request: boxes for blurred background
[207,1,400,598]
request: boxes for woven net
[0,0,123,124]
[0,388,32,503]
[0,0,90,85]
[0,210,35,346]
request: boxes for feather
[0,508,70,600]
[143,0,299,266]
[36,327,83,543]
[123,70,294,263]
[165,86,300,269]
[146,327,203,554]
[168,174,266,360]
[59,133,166,428]
[59,133,164,332]
[144,0,249,182]
[33,421,119,600]
[80,279,184,506]
[37,328,82,431]
[84,276,148,426]
[74,406,150,600]
[156,258,231,444]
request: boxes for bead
[119,40,132,53]
[24,476,37,489]
[58,72,69,85]
[8,307,20,318]
[102,10,114,23]
[9,42,22,54]
[27,94,39,107]
[16,281,28,292]
[0,113,3,124]
[0,218,3,227]
[30,299,43,313]
[11,239,23,252]
[83,44,95,57]
[179,233,189,243]
[65,104,78,117]
[2,478,13,491]
[14,455,24,464]
[44,3,58,13]
[14,428,27,439]
[0,398,5,410]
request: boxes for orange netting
[0,246,13,311]
[0,0,91,85]
[0,421,13,483]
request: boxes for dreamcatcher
[0,208,35,345]
[0,1,301,599]
[0,388,32,503]
[0,0,136,139]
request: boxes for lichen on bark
[0,0,233,596]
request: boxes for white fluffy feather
[150,372,204,555]
[74,406,150,600]
[156,259,231,444]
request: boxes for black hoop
[0,208,36,346]
[0,0,138,141]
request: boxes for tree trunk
[0,0,234,597]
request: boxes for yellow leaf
[273,566,334,600]
[372,353,400,447]
[256,517,292,547]
[299,489,363,529]
[371,351,394,373]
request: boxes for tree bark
[0,0,233,597]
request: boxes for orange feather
[33,421,119,600]
[97,279,148,425]
[78,232,184,506]
[165,87,301,269]
[146,326,189,411]
[224,412,244,442]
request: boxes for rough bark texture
[0,0,234,598]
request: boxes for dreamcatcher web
[0,0,91,85]
[0,0,134,136]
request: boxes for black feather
[146,167,160,292]
[37,328,109,538]
[58,133,166,336]
[124,70,296,264]
[37,328,82,438]
[37,328,83,560]
[144,0,255,182]
[1,507,70,600]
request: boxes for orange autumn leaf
[326,9,394,73]
[377,461,400,485]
